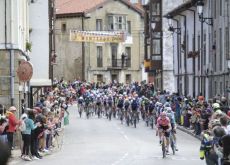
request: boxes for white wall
[0,0,29,50]
[29,0,49,79]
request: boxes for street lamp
[196,0,213,97]
[151,22,156,31]
[166,14,181,34]
[197,0,213,26]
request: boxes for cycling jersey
[157,117,170,128]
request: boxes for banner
[70,30,125,43]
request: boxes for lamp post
[166,14,181,94]
[166,14,181,35]
[197,0,213,97]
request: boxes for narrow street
[11,105,205,165]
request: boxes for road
[10,105,205,165]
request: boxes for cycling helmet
[215,110,223,115]
[160,111,167,117]
[212,103,220,110]
[165,107,172,113]
[164,102,170,108]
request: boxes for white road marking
[124,135,129,141]
[111,152,129,165]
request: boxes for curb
[177,126,202,141]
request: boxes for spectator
[5,106,20,151]
[21,110,40,161]
[0,104,8,144]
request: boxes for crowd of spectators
[0,80,71,162]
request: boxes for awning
[30,79,52,87]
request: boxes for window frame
[96,19,103,31]
[108,15,127,31]
[97,46,103,67]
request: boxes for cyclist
[165,107,178,151]
[156,111,171,154]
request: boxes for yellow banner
[144,60,151,68]
[70,31,125,43]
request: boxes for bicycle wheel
[162,139,166,158]
[170,134,175,155]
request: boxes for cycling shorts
[159,125,170,137]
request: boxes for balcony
[108,59,131,70]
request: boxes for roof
[164,0,197,17]
[56,0,144,17]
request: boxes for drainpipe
[5,0,7,48]
[10,0,14,106]
[188,9,196,98]
[172,19,180,95]
[179,14,187,96]
[82,14,85,81]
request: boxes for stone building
[165,0,230,99]
[55,0,145,83]
[0,0,30,108]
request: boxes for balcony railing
[108,59,131,69]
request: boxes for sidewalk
[177,125,202,141]
[9,128,64,164]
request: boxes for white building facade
[0,0,30,107]
[166,0,230,99]
[29,0,51,86]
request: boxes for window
[203,33,206,65]
[125,47,131,67]
[220,82,223,95]
[198,35,200,70]
[97,46,103,67]
[126,74,131,84]
[219,28,222,71]
[97,74,103,82]
[209,33,211,63]
[61,23,66,33]
[130,0,138,3]
[214,0,216,19]
[108,15,126,31]
[127,21,131,34]
[220,0,222,16]
[96,19,102,31]
[214,81,217,95]
[226,27,229,59]
[111,44,118,67]
[111,44,118,60]
[214,31,217,71]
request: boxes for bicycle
[169,130,176,155]
[161,130,169,158]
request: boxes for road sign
[17,61,33,82]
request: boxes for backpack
[19,119,26,132]
[131,100,138,110]
[124,101,130,109]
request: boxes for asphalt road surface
[11,104,205,165]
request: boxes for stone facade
[0,0,30,108]
[55,0,145,83]
[54,17,83,80]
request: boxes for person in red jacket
[6,106,20,151]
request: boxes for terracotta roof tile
[56,0,144,16]
[56,0,106,15]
